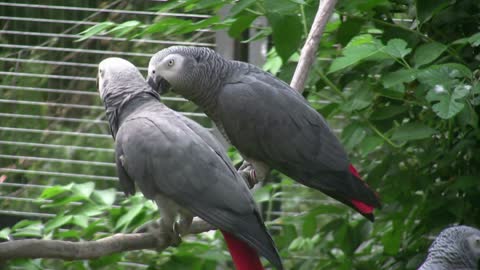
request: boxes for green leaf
[42,195,84,208]
[142,18,190,35]
[77,21,115,41]
[382,39,411,59]
[108,20,141,37]
[90,253,122,268]
[229,0,256,17]
[370,105,408,120]
[329,34,386,73]
[381,221,403,255]
[417,64,471,88]
[414,42,447,67]
[253,184,273,203]
[341,85,374,112]
[115,203,144,231]
[91,188,116,206]
[263,49,283,75]
[288,237,305,251]
[267,13,303,63]
[71,203,106,217]
[415,0,454,23]
[265,0,299,15]
[336,18,364,46]
[302,215,317,238]
[72,215,89,228]
[176,16,219,35]
[458,102,478,128]
[0,228,11,240]
[12,221,43,238]
[342,123,367,149]
[44,215,73,233]
[12,220,41,230]
[71,182,95,199]
[391,122,437,141]
[228,14,257,38]
[358,136,384,156]
[426,84,471,119]
[39,184,72,199]
[382,69,418,88]
[468,32,480,47]
[56,230,81,239]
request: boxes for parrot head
[97,57,145,100]
[425,225,480,268]
[148,46,218,96]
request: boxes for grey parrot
[97,57,282,270]
[419,225,480,270]
[147,46,381,221]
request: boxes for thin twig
[290,0,338,92]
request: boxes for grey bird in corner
[418,225,480,270]
[147,46,381,221]
[97,57,283,270]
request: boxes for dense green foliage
[2,0,480,269]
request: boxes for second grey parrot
[97,57,282,270]
[419,225,480,270]
[147,46,381,221]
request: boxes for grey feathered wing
[217,71,381,210]
[115,106,282,269]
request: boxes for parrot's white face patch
[155,54,186,84]
[467,234,480,257]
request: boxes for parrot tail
[348,164,381,221]
[221,230,264,270]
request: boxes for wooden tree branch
[0,218,214,260]
[290,0,338,92]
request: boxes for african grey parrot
[146,46,381,220]
[97,57,283,270]
[419,225,480,270]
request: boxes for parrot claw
[134,219,182,248]
[239,169,258,189]
[238,161,258,189]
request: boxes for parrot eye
[99,69,104,77]
[167,59,175,67]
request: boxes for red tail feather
[348,164,361,179]
[221,230,264,270]
[349,164,375,214]
[351,199,374,214]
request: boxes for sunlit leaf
[426,84,471,119]
[44,215,72,233]
[91,188,116,206]
[77,21,115,41]
[381,39,412,59]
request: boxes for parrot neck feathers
[103,89,160,139]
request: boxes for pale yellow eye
[167,59,174,67]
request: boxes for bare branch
[0,218,215,260]
[290,0,338,92]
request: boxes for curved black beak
[147,75,171,95]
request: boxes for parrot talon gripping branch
[97,57,283,270]
[147,46,382,221]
